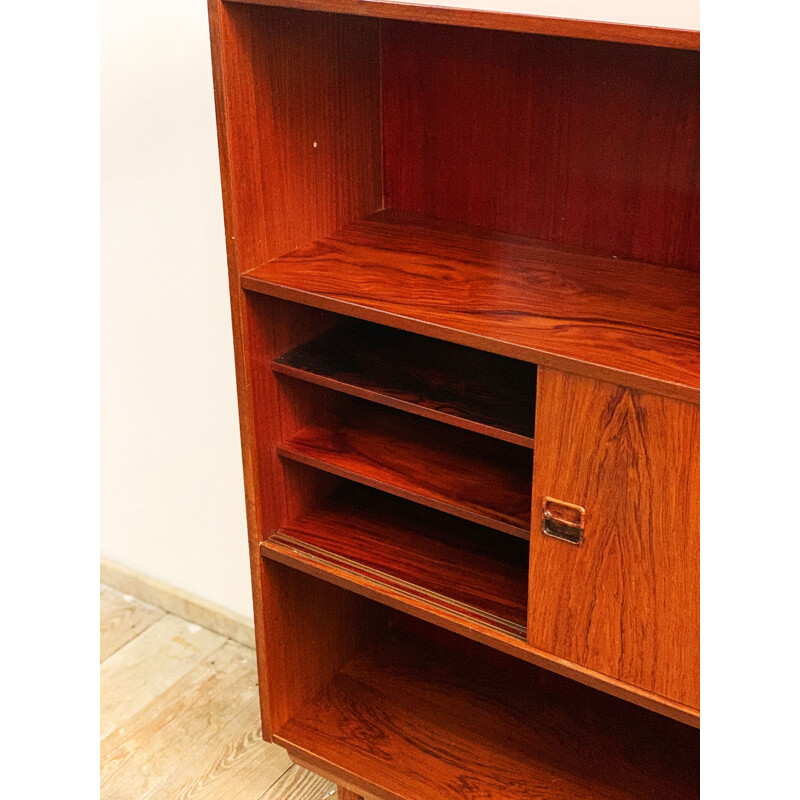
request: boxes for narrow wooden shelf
[273,321,536,448]
[242,210,699,403]
[262,485,528,638]
[276,631,700,800]
[277,405,532,538]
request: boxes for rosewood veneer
[208,1,700,797]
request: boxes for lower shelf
[276,630,699,800]
[277,403,532,538]
[262,485,528,638]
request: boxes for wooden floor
[100,583,337,800]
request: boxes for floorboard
[101,640,258,796]
[100,613,225,739]
[100,583,335,800]
[258,765,336,800]
[100,584,165,661]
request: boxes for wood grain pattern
[383,23,699,271]
[336,789,361,800]
[209,2,702,792]
[277,632,700,800]
[273,321,536,447]
[226,0,700,50]
[263,518,699,726]
[214,2,382,274]
[259,765,336,800]
[264,485,529,637]
[242,211,699,402]
[258,556,390,735]
[139,710,290,800]
[208,0,383,740]
[240,297,390,736]
[100,585,332,800]
[528,368,700,710]
[100,615,226,740]
[100,585,165,662]
[101,641,261,798]
[277,403,532,537]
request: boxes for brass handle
[541,497,585,545]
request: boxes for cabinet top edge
[222,0,700,50]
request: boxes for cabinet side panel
[227,2,383,269]
[528,368,699,709]
[209,0,271,730]
[207,0,384,738]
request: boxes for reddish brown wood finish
[336,788,362,800]
[242,211,699,401]
[277,403,533,537]
[264,484,529,637]
[228,0,700,50]
[261,492,698,725]
[277,631,700,800]
[382,23,699,271]
[259,559,390,733]
[528,368,700,710]
[207,0,383,740]
[273,321,537,448]
[209,3,701,792]
[222,3,382,271]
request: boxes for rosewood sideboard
[208,1,700,796]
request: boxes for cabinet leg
[337,787,363,800]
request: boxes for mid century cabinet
[208,1,700,797]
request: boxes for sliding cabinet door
[528,368,699,711]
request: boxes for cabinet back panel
[382,22,699,271]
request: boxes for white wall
[101,0,252,618]
[100,0,697,621]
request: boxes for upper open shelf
[273,320,537,447]
[242,211,699,402]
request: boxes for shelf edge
[260,537,700,726]
[242,277,700,405]
[276,446,531,539]
[264,533,527,637]
[272,361,536,449]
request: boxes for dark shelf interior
[276,626,700,800]
[273,320,537,448]
[277,402,532,538]
[262,484,529,639]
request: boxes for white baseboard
[100,557,255,649]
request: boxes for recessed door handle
[541,497,585,545]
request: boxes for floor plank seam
[100,582,334,800]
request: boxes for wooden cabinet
[208,2,699,797]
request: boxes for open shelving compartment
[210,1,700,797]
[270,574,700,800]
[253,299,537,642]
[243,209,699,401]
